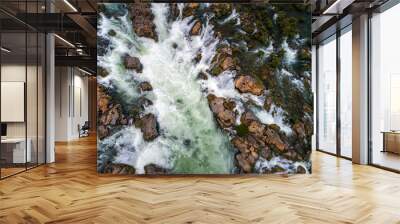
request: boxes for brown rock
[232,136,260,173]
[223,100,236,111]
[104,163,136,175]
[220,57,234,70]
[183,3,200,17]
[264,128,286,151]
[236,153,252,173]
[260,146,272,160]
[144,164,168,174]
[248,121,266,139]
[296,166,307,174]
[138,114,159,141]
[98,67,108,77]
[240,111,258,126]
[98,96,110,114]
[231,136,259,158]
[124,55,143,73]
[220,47,233,56]
[293,122,305,137]
[217,110,236,128]
[98,125,109,139]
[130,3,158,40]
[139,82,153,92]
[264,96,273,112]
[234,75,265,96]
[207,94,236,128]
[190,21,202,36]
[102,105,120,126]
[188,3,200,9]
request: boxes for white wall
[55,67,89,141]
[311,45,316,151]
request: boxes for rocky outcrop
[207,94,236,128]
[139,82,153,92]
[98,91,110,114]
[98,87,129,139]
[124,55,143,73]
[98,125,109,140]
[144,164,168,174]
[264,128,286,151]
[210,3,232,20]
[210,47,239,76]
[129,3,157,41]
[183,3,200,18]
[103,163,136,175]
[229,110,290,172]
[232,136,260,173]
[190,21,202,36]
[234,75,265,96]
[136,114,159,141]
[293,122,305,138]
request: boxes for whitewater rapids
[98,3,234,174]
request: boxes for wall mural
[97,3,312,175]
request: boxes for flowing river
[98,3,234,174]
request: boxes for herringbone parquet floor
[1,135,400,224]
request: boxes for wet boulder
[220,57,235,71]
[183,3,200,17]
[194,52,202,63]
[236,153,252,173]
[137,114,159,141]
[124,55,143,73]
[240,110,258,126]
[293,122,305,138]
[144,164,168,174]
[248,121,266,139]
[231,136,259,159]
[104,105,121,126]
[190,21,202,36]
[139,82,153,92]
[296,166,307,174]
[211,3,232,20]
[98,94,110,114]
[104,163,136,175]
[234,75,265,96]
[129,3,158,41]
[98,67,109,78]
[98,125,109,140]
[207,94,236,128]
[264,127,286,151]
[210,46,239,76]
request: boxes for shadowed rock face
[144,164,168,174]
[232,136,260,173]
[97,87,129,140]
[139,82,153,92]
[104,163,136,175]
[129,3,158,41]
[124,55,143,73]
[207,94,236,128]
[234,75,265,96]
[136,114,159,141]
[190,21,202,36]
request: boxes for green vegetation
[235,124,249,137]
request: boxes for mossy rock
[235,124,249,137]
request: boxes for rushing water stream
[98,4,234,174]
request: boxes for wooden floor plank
[0,135,400,223]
